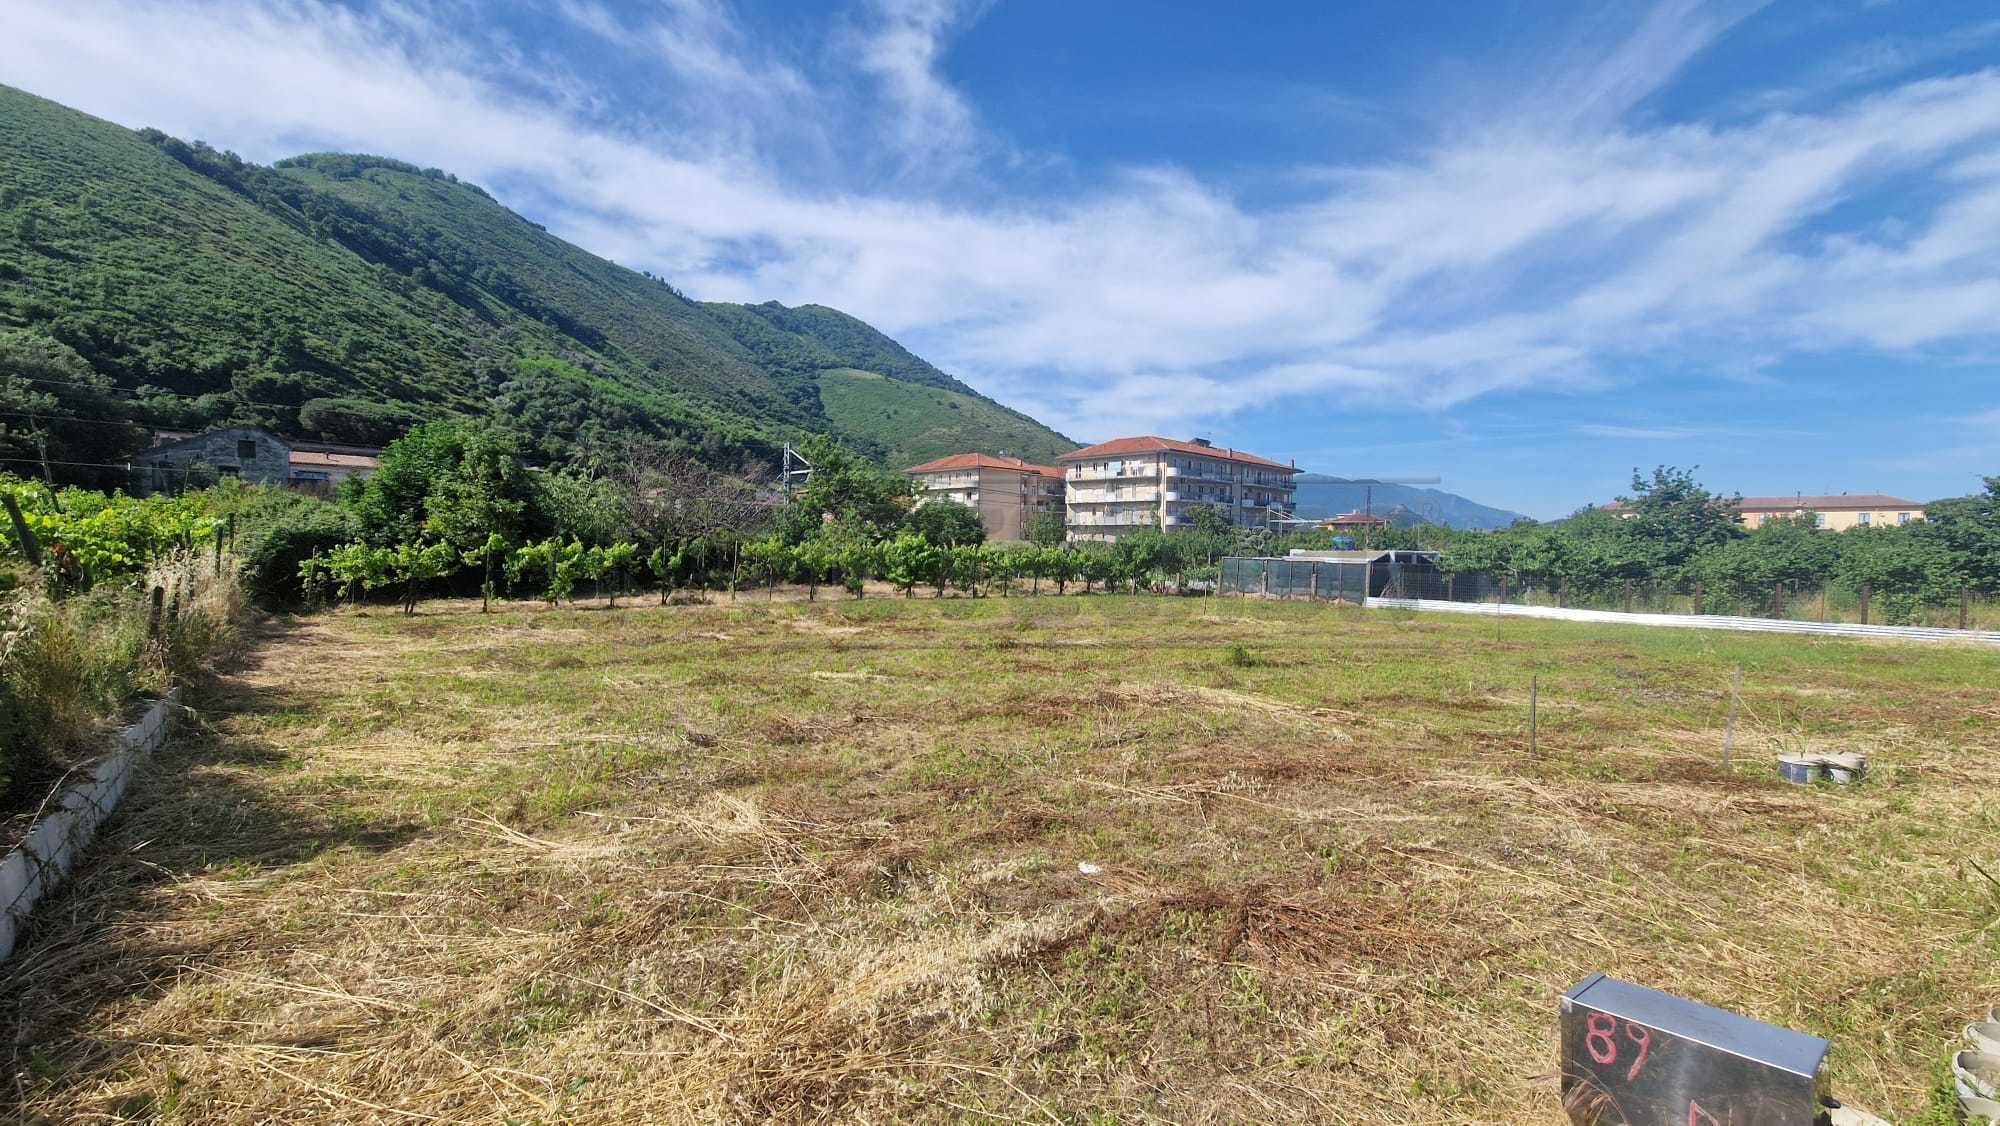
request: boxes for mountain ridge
[0,83,1074,476]
[1289,474,1526,530]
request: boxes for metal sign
[1561,974,1829,1125]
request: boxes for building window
[1814,513,1827,529]
[218,465,240,478]
[237,439,258,461]
[1857,512,1871,526]
[1898,512,1911,525]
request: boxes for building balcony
[1068,490,1159,505]
[1066,467,1161,482]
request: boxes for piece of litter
[1076,862,1102,876]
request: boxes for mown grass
[4,592,1999,1123]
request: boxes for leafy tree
[463,532,509,612]
[881,533,940,598]
[299,397,420,447]
[1618,465,1741,576]
[903,499,986,547]
[0,330,144,487]
[1696,515,1843,610]
[775,435,913,544]
[541,470,626,546]
[353,421,543,551]
[1112,529,1171,592]
[1025,509,1067,548]
[238,493,361,604]
[1919,476,2000,592]
[385,541,459,615]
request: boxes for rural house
[132,427,383,496]
[1603,493,1926,531]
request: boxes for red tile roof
[905,453,1064,478]
[1602,494,1923,513]
[1735,494,1922,511]
[1058,436,1298,472]
[290,450,381,470]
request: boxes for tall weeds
[0,552,243,795]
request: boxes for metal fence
[1394,571,1997,631]
[1218,556,1444,601]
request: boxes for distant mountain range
[1289,475,1526,530]
[0,83,1074,476]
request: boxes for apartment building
[905,453,1065,541]
[1060,436,1299,541]
[1603,494,1926,531]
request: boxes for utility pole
[781,442,813,498]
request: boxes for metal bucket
[1777,755,1822,785]
[1818,752,1866,785]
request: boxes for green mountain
[0,83,1073,478]
[1290,475,1527,530]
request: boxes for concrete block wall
[0,688,180,962]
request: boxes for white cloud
[846,0,978,163]
[4,1,2000,448]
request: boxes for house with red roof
[1600,493,1926,531]
[904,453,1066,542]
[1059,436,1299,542]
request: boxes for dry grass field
[5,592,1999,1123]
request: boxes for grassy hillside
[701,301,1074,465]
[818,367,1073,467]
[0,84,1068,473]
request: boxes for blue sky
[7,0,2000,518]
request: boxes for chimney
[1191,437,1213,447]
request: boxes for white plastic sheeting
[0,688,180,961]
[1364,598,2000,647]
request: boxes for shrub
[238,497,361,605]
[0,555,241,794]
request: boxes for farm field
[5,594,1999,1123]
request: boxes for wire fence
[1392,572,1997,631]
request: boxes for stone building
[132,427,382,496]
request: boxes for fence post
[1309,568,1318,600]
[1964,587,1973,630]
[1723,666,1740,770]
[1260,567,1269,597]
[2,493,41,568]
[1447,574,1455,602]
[1558,577,1568,609]
[1859,584,1871,625]
[1692,581,1703,616]
[1622,579,1633,614]
[1501,576,1510,604]
[1529,675,1538,757]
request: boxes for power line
[0,455,199,475]
[0,371,441,414]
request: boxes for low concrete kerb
[0,687,182,963]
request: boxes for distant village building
[1320,511,1393,532]
[1601,493,1925,531]
[133,427,383,496]
[1061,436,1299,541]
[904,453,1065,542]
